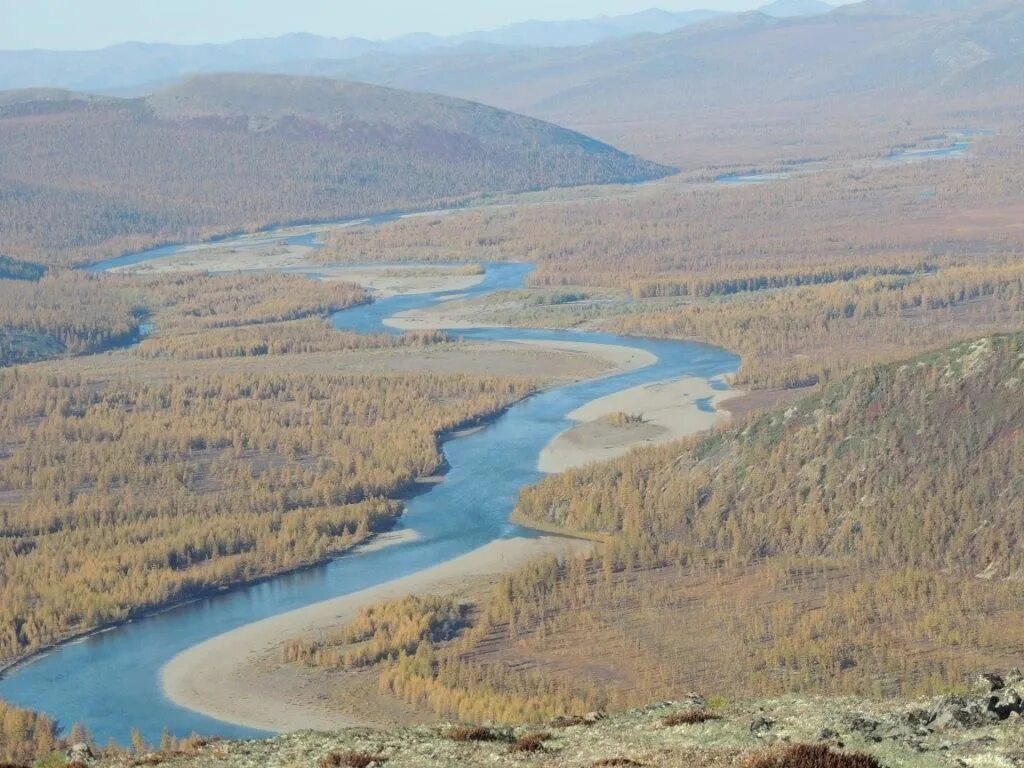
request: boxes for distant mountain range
[284,0,1020,164]
[0,2,837,93]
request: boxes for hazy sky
[0,0,847,50]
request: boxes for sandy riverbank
[538,375,740,473]
[384,305,659,380]
[161,535,592,734]
[114,244,486,297]
[313,265,484,296]
[509,339,656,379]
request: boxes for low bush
[662,710,722,726]
[445,725,505,742]
[509,733,552,753]
[318,750,387,768]
[744,744,882,768]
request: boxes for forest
[0,256,46,282]
[129,272,368,332]
[290,333,1024,722]
[0,367,534,664]
[0,698,59,765]
[0,270,369,368]
[133,318,449,361]
[0,272,142,367]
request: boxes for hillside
[0,73,669,266]
[4,3,1021,170]
[273,334,1024,732]
[519,333,1024,575]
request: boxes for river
[0,241,737,746]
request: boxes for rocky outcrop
[910,670,1024,733]
[89,678,1024,768]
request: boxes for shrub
[599,412,645,427]
[744,744,882,768]
[445,725,504,742]
[509,733,552,753]
[551,715,589,728]
[318,751,387,768]
[662,710,722,726]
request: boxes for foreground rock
[92,678,1024,768]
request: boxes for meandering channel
[1,240,737,747]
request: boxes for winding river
[1,241,737,746]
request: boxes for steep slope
[0,73,670,266]
[520,333,1024,576]
[328,0,1024,111]
[336,335,1024,724]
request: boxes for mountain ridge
[0,3,839,93]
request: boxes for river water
[1,246,737,746]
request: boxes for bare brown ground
[719,386,817,419]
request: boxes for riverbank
[117,249,488,298]
[161,535,593,733]
[0,522,400,681]
[538,374,740,473]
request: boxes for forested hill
[351,333,1024,722]
[0,73,671,267]
[518,332,1024,578]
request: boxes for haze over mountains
[0,1,838,93]
[288,0,1022,166]
[319,0,1022,114]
